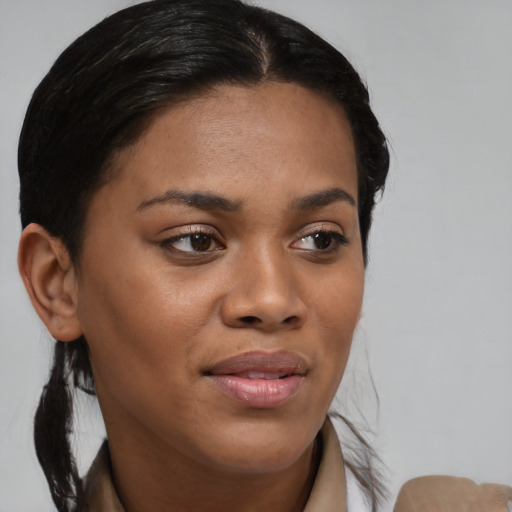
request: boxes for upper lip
[206,350,308,377]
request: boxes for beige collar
[81,418,347,512]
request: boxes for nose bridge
[222,241,307,330]
[246,243,293,302]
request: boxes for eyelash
[160,226,224,254]
[159,226,348,257]
[292,229,348,253]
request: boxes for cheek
[76,255,215,406]
[309,264,364,388]
[313,260,364,334]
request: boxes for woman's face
[75,82,364,473]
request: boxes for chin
[196,418,318,474]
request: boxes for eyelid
[294,222,346,240]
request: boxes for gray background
[1,0,511,510]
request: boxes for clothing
[80,418,369,512]
[80,420,512,512]
[394,475,512,512]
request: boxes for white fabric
[346,466,372,512]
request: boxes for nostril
[239,316,261,325]
[238,315,299,326]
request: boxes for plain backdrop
[1,1,511,510]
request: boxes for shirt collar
[82,418,347,512]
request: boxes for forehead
[100,82,357,211]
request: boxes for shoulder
[394,475,512,512]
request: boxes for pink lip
[205,350,307,408]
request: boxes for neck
[107,430,320,512]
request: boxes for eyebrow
[291,187,356,210]
[136,186,356,213]
[136,189,240,212]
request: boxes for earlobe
[18,223,82,342]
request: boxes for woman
[17,2,388,510]
[15,1,512,511]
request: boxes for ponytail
[34,338,94,511]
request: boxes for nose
[220,247,308,331]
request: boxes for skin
[19,82,364,512]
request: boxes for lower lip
[207,375,303,408]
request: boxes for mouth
[231,371,294,379]
[205,350,307,408]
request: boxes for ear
[18,223,82,342]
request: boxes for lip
[205,350,307,408]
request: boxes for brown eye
[293,230,348,252]
[189,233,213,251]
[311,232,333,250]
[162,230,222,253]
